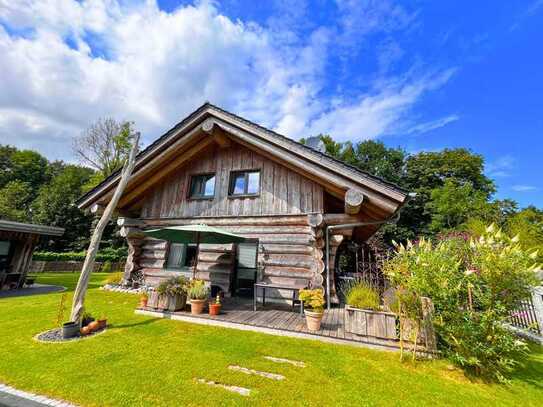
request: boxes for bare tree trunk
[70,133,140,323]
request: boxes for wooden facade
[78,103,408,301]
[0,220,64,290]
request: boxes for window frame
[188,172,217,200]
[164,242,198,271]
[228,169,261,198]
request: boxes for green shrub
[299,289,325,313]
[384,225,540,381]
[33,247,128,262]
[105,272,123,285]
[187,279,209,300]
[157,276,189,296]
[344,282,380,310]
[101,261,112,273]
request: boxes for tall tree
[73,118,135,180]
[0,180,33,222]
[396,148,496,238]
[32,165,95,251]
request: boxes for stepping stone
[264,356,306,367]
[195,378,250,396]
[228,365,285,380]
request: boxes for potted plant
[343,281,396,338]
[97,316,107,329]
[139,291,149,308]
[155,276,188,311]
[209,294,222,316]
[62,321,80,339]
[81,311,94,327]
[299,289,325,331]
[87,320,100,332]
[187,279,209,315]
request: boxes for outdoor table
[253,282,305,315]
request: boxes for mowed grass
[0,273,542,406]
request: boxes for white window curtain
[166,243,185,269]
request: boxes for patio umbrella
[143,224,248,279]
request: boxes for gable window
[229,170,260,196]
[189,173,216,199]
[165,243,198,269]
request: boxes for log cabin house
[77,103,409,304]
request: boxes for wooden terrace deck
[135,297,406,352]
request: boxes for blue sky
[0,1,541,207]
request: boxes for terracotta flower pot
[97,319,107,329]
[305,310,324,331]
[190,299,206,315]
[87,321,100,332]
[80,325,91,336]
[209,303,221,316]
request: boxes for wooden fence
[510,292,543,336]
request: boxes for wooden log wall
[138,142,324,218]
[137,215,326,299]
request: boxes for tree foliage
[32,165,95,251]
[0,180,33,222]
[73,118,136,180]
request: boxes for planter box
[147,291,186,311]
[345,306,397,339]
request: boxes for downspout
[324,193,415,310]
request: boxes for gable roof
[76,103,408,214]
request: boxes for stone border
[33,327,107,344]
[0,382,77,406]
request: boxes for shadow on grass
[107,317,160,330]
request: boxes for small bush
[384,225,540,381]
[105,272,123,285]
[157,276,189,296]
[101,261,112,273]
[299,289,325,313]
[345,282,380,310]
[187,279,209,300]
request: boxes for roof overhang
[0,220,65,237]
[77,103,409,216]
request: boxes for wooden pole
[70,133,140,323]
[193,232,200,280]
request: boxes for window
[189,173,216,199]
[229,170,260,196]
[165,243,198,269]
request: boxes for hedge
[33,247,128,262]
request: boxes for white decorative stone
[263,356,306,367]
[195,378,250,396]
[228,365,285,380]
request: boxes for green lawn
[0,273,542,406]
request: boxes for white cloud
[0,0,455,162]
[512,185,539,192]
[405,114,459,136]
[486,155,515,178]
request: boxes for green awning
[143,224,250,280]
[143,224,247,244]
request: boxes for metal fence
[510,296,542,336]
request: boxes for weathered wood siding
[138,215,326,298]
[139,143,324,218]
